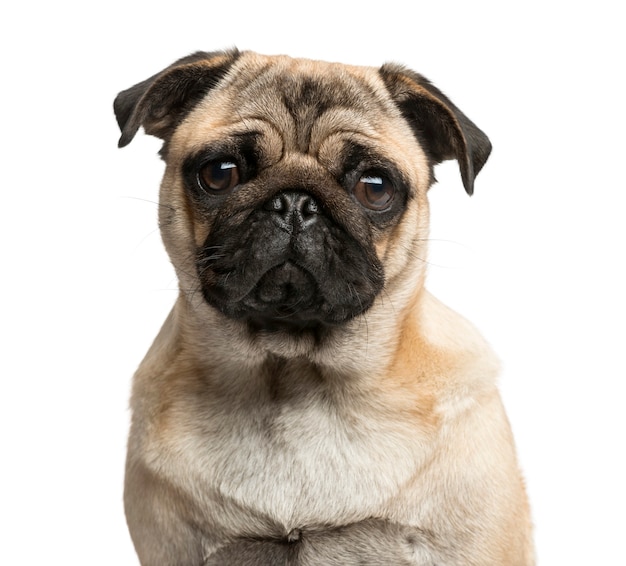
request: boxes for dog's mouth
[242,262,324,331]
[253,262,316,307]
[202,260,362,333]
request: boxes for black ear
[114,49,241,148]
[379,64,492,195]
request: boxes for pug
[114,49,534,565]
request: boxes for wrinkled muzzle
[197,189,384,332]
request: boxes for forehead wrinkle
[184,117,285,161]
[309,107,380,156]
[221,63,299,148]
[233,94,388,163]
[230,99,295,153]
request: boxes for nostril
[265,194,288,213]
[302,196,319,217]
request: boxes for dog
[114,49,534,565]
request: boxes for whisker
[120,195,177,213]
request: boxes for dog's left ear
[114,49,241,148]
[379,64,492,195]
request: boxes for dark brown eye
[353,173,395,210]
[198,161,240,194]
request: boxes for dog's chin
[246,316,328,338]
[245,319,327,359]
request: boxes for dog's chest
[153,364,430,533]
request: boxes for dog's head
[115,50,490,354]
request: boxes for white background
[1,1,624,564]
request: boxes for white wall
[1,1,624,564]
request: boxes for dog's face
[115,50,490,356]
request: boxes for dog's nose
[265,191,320,232]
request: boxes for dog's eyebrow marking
[232,120,286,163]
[279,75,382,153]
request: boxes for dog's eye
[198,161,240,194]
[353,173,395,210]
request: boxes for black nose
[264,191,320,232]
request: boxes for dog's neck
[157,281,495,405]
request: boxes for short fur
[115,49,533,565]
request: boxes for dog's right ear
[114,49,241,148]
